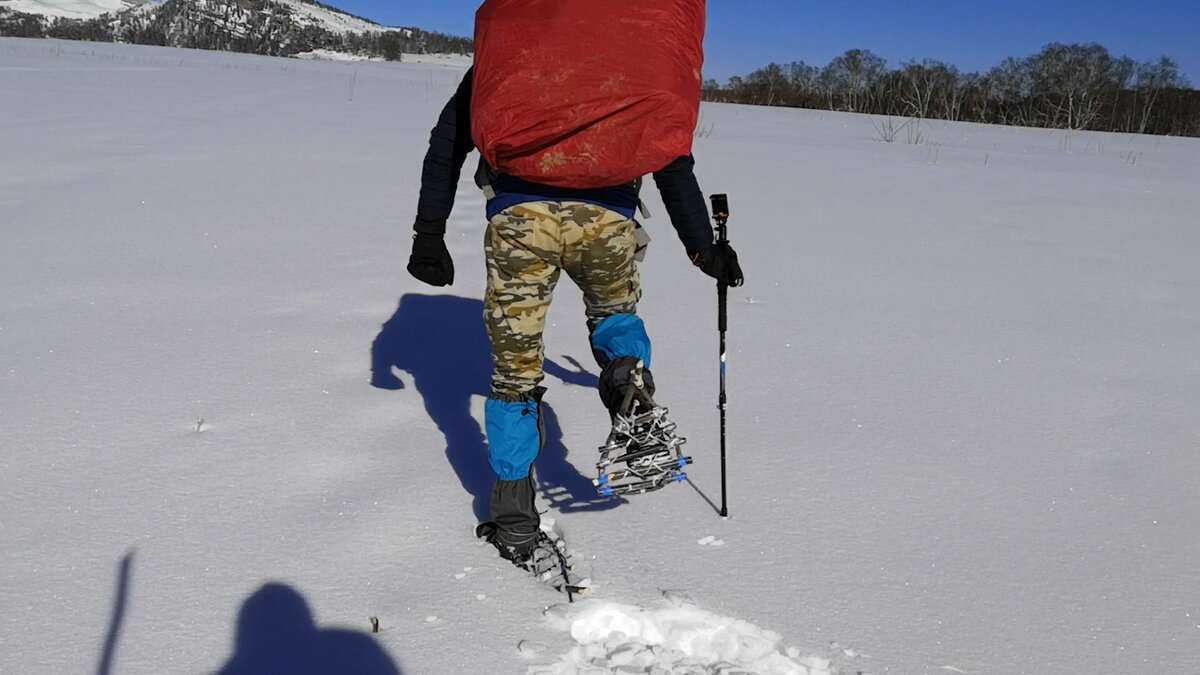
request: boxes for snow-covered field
[2,38,1198,674]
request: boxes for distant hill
[0,0,473,60]
[5,0,148,21]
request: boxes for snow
[401,51,474,68]
[534,593,833,675]
[273,0,385,35]
[292,50,472,67]
[293,48,381,63]
[2,37,1199,675]
[3,0,401,36]
[3,0,143,19]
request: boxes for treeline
[705,43,1199,137]
[0,0,473,60]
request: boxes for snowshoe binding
[476,519,589,600]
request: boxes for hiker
[406,0,743,565]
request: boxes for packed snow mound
[401,52,473,68]
[3,0,145,19]
[293,49,381,62]
[531,593,832,675]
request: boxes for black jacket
[414,68,714,256]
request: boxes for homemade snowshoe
[476,520,588,600]
[593,360,692,497]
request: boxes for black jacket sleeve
[651,155,713,256]
[413,68,476,236]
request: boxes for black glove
[692,242,744,287]
[407,232,454,286]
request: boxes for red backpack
[471,0,705,189]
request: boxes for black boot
[477,476,540,562]
[598,356,656,420]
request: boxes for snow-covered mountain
[3,0,147,20]
[0,0,470,59]
[273,0,394,35]
[4,0,381,30]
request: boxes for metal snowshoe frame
[593,362,692,497]
[519,531,587,599]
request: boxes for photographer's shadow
[371,294,623,521]
[215,583,401,675]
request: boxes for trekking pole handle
[710,194,730,333]
[710,193,729,245]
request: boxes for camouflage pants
[484,202,641,397]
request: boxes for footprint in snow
[517,640,547,659]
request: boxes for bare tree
[984,57,1036,126]
[746,62,789,106]
[899,60,937,119]
[1132,57,1187,133]
[786,61,820,105]
[1030,43,1119,130]
[898,59,963,120]
[822,49,887,112]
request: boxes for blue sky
[337,1,1199,84]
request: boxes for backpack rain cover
[471,0,705,188]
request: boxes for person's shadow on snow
[214,583,401,675]
[370,294,623,521]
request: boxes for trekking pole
[709,194,731,518]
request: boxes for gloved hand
[407,232,454,286]
[692,242,744,287]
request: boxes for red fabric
[471,0,705,189]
